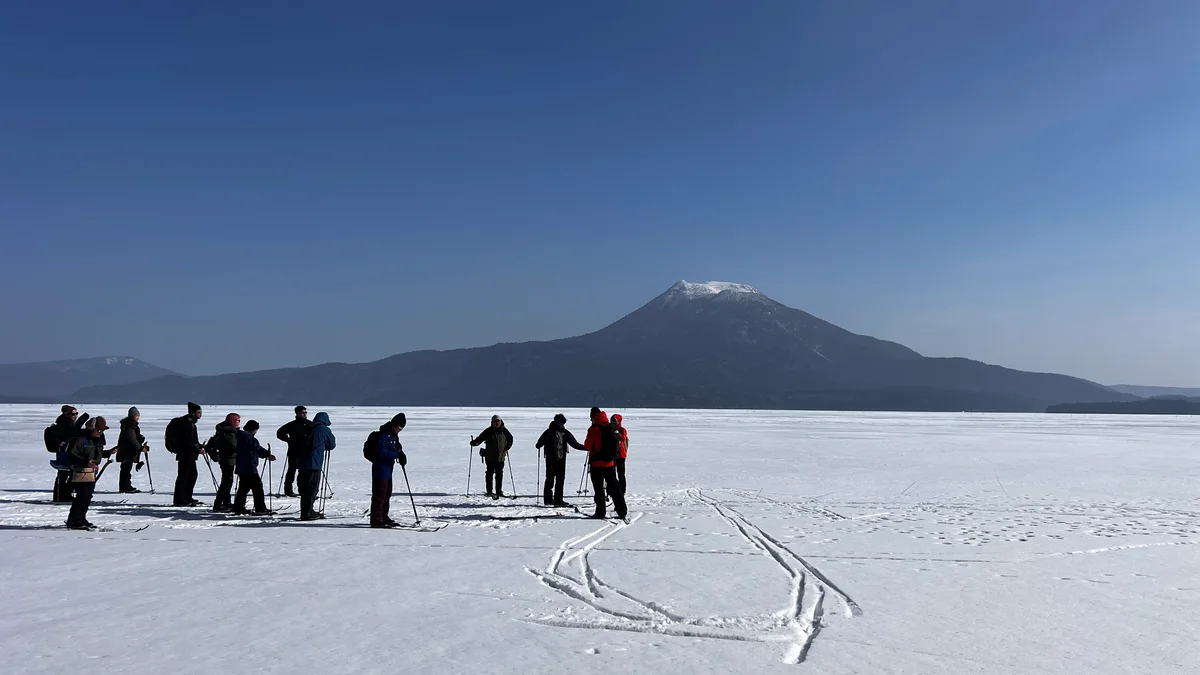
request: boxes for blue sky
[2,1,1198,384]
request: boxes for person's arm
[535,429,548,449]
[566,430,586,451]
[276,422,291,444]
[470,430,485,446]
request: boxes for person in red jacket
[583,410,627,520]
[611,413,629,496]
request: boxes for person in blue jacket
[299,412,336,521]
[232,420,276,515]
[370,413,408,528]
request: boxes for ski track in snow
[522,490,861,665]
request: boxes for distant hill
[0,357,180,400]
[1047,397,1200,415]
[1108,384,1200,399]
[72,281,1134,412]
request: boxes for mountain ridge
[65,281,1133,411]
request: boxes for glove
[397,452,407,467]
[136,461,144,471]
[478,448,485,458]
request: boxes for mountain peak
[662,280,763,305]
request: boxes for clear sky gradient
[2,1,1198,384]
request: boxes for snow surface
[3,405,1199,674]
[666,280,762,301]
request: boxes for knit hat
[245,420,260,432]
[128,407,140,419]
[187,402,201,414]
[390,413,407,429]
[553,414,567,424]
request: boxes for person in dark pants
[232,420,275,514]
[611,413,629,497]
[207,413,241,512]
[584,410,627,520]
[536,414,585,506]
[370,414,408,528]
[116,407,149,493]
[470,415,514,499]
[275,405,310,497]
[166,402,204,506]
[299,412,336,520]
[65,416,113,530]
[51,405,90,502]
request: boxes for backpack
[363,430,380,462]
[164,417,184,453]
[597,422,622,463]
[44,426,59,453]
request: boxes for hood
[314,412,331,426]
[594,411,609,425]
[215,422,238,434]
[611,414,623,426]
[120,417,138,430]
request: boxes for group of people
[44,402,630,530]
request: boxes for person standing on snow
[50,405,89,502]
[299,412,336,520]
[535,413,585,506]
[232,420,275,515]
[116,407,149,493]
[611,413,629,497]
[65,417,113,530]
[369,413,408,528]
[207,413,241,512]
[166,402,204,506]
[275,406,311,497]
[471,415,514,499]
[584,410,627,520]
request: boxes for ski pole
[577,460,588,495]
[536,448,541,502]
[144,446,155,494]
[95,458,114,482]
[275,455,288,497]
[267,453,273,513]
[260,443,269,481]
[401,464,420,525]
[507,451,517,498]
[465,440,473,497]
[201,448,219,492]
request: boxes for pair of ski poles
[464,440,518,497]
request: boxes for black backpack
[597,422,622,462]
[363,430,380,462]
[44,426,59,453]
[164,417,185,453]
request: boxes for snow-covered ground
[3,405,1199,674]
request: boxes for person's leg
[590,467,606,517]
[119,462,135,492]
[68,481,95,526]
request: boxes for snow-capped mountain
[72,282,1131,411]
[0,357,180,400]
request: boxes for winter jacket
[300,412,336,471]
[165,415,202,461]
[276,418,312,460]
[535,422,585,461]
[372,424,405,481]
[611,414,629,460]
[234,430,272,477]
[51,412,89,449]
[584,411,617,468]
[66,433,112,468]
[206,422,240,466]
[116,417,146,463]
[471,424,513,463]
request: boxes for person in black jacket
[51,405,90,502]
[166,402,204,506]
[116,407,149,493]
[65,416,113,530]
[207,413,241,512]
[535,414,586,506]
[470,415,514,499]
[275,406,310,497]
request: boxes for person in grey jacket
[116,407,149,493]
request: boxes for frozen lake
[2,404,1198,674]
